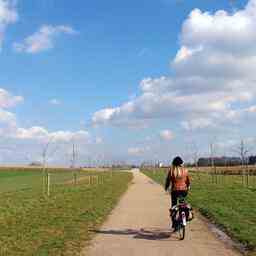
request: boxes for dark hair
[172,156,184,167]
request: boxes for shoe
[171,227,178,233]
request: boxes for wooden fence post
[242,168,245,187]
[246,165,249,187]
[42,168,47,196]
[42,172,45,195]
[47,173,50,197]
[74,173,77,185]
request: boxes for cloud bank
[92,0,256,131]
[0,88,90,145]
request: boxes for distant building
[29,161,42,167]
[197,157,241,167]
[249,156,256,165]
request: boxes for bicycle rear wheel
[178,224,185,240]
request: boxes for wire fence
[0,167,115,196]
[141,166,256,189]
[189,166,256,188]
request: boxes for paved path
[84,170,241,256]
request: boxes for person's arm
[165,169,171,191]
[186,174,191,190]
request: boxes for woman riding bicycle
[165,156,190,228]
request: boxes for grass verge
[0,171,132,255]
[141,168,256,255]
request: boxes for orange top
[165,167,190,191]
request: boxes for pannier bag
[170,203,194,222]
[186,203,194,221]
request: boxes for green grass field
[0,169,132,255]
[142,168,256,255]
[0,168,111,194]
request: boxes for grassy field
[0,169,71,193]
[141,168,256,255]
[0,169,132,255]
[0,167,112,193]
[190,165,256,175]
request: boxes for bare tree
[41,136,59,195]
[190,142,199,170]
[187,141,201,181]
[69,138,81,185]
[41,136,56,170]
[234,140,250,186]
[236,140,249,165]
[70,140,77,169]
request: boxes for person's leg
[171,191,178,229]
[175,190,187,201]
[181,191,188,198]
[171,191,178,207]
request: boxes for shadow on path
[91,228,180,241]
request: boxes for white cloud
[0,88,104,165]
[0,88,23,134]
[0,88,89,144]
[14,127,90,143]
[0,108,16,130]
[128,146,150,156]
[14,25,77,53]
[180,2,256,57]
[0,0,18,48]
[159,130,174,140]
[92,108,117,125]
[92,76,252,127]
[95,137,103,144]
[173,0,256,80]
[174,46,202,63]
[50,98,61,105]
[91,0,256,131]
[0,126,92,165]
[181,118,214,130]
[15,126,48,140]
[52,130,90,142]
[0,88,23,108]
[246,105,256,113]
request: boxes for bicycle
[170,196,193,240]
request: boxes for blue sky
[0,0,255,165]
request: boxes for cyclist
[165,156,190,229]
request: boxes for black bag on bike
[170,203,194,223]
[184,203,194,221]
